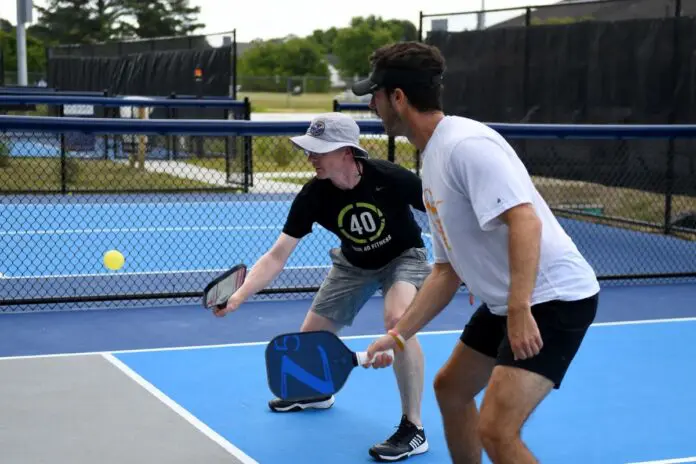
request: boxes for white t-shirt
[421,116,599,315]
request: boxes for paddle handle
[355,349,394,367]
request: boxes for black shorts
[460,293,599,389]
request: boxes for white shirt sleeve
[448,136,534,231]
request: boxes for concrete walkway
[140,160,310,193]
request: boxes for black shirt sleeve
[282,181,318,238]
[401,167,426,212]
[372,160,425,212]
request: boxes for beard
[381,109,408,138]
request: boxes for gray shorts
[311,247,431,327]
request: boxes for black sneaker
[369,415,428,461]
[268,395,335,412]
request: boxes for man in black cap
[357,42,600,464]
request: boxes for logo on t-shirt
[337,202,387,246]
[423,188,451,251]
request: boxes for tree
[32,0,205,45]
[120,0,204,38]
[238,38,330,92]
[308,27,338,54]
[34,0,130,44]
[0,29,49,74]
[332,16,418,79]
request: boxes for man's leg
[434,342,496,464]
[269,247,379,413]
[383,281,424,427]
[478,367,552,464]
[369,248,431,461]
[477,294,599,463]
[266,304,343,412]
[369,281,429,462]
[434,304,503,464]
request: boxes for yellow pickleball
[103,249,125,270]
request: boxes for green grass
[186,135,418,174]
[0,158,214,192]
[269,176,313,185]
[237,92,336,113]
[533,176,696,229]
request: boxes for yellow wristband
[388,329,406,351]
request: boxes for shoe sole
[369,441,429,461]
[269,396,335,413]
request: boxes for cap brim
[290,135,369,158]
[351,78,377,96]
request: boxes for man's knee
[435,342,495,405]
[477,404,517,449]
[383,281,417,330]
[300,309,342,332]
[433,363,480,407]
[433,366,459,403]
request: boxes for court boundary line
[626,457,696,464]
[0,264,333,280]
[2,315,695,362]
[102,353,259,464]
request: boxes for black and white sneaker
[268,395,335,413]
[369,415,428,461]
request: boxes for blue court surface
[2,195,696,463]
[2,285,696,464]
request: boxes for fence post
[244,96,253,190]
[664,0,682,234]
[523,7,531,118]
[663,139,675,234]
[418,11,424,42]
[387,136,395,163]
[59,103,67,194]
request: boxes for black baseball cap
[352,66,443,96]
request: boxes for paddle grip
[355,349,394,366]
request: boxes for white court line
[0,225,283,236]
[626,457,696,464]
[1,224,429,237]
[102,353,258,464]
[0,264,329,280]
[0,199,294,208]
[2,316,696,362]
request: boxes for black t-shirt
[282,159,426,269]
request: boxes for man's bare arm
[392,262,462,340]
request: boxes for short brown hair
[369,42,446,112]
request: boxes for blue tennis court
[1,195,696,463]
[2,282,696,464]
[2,195,695,291]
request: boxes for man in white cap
[215,112,431,461]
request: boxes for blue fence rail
[1,117,695,308]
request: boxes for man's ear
[390,88,408,113]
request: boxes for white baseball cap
[290,112,369,158]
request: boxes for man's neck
[404,111,445,152]
[331,163,362,190]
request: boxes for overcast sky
[1,0,560,42]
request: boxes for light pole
[15,0,33,86]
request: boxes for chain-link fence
[0,115,695,312]
[0,94,251,194]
